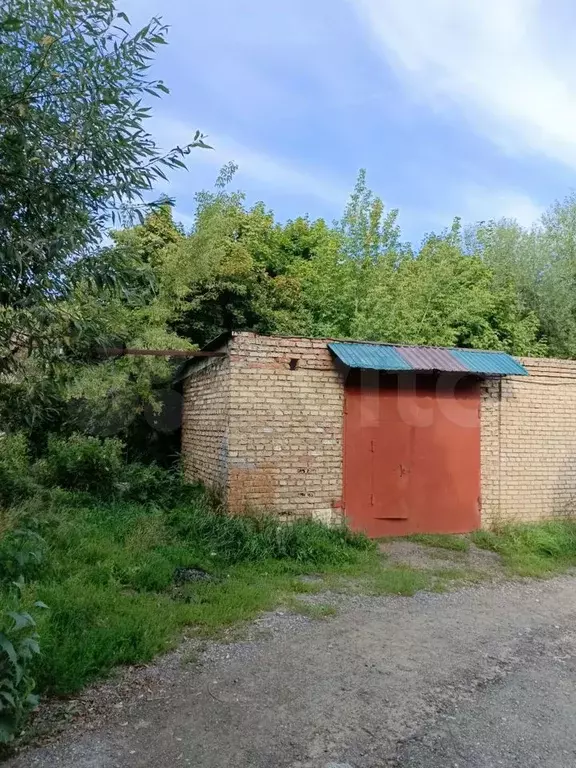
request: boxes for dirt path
[6,570,576,768]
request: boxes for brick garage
[181,332,576,534]
[481,358,576,526]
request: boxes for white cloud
[405,186,543,236]
[459,186,543,227]
[150,116,349,206]
[350,0,576,170]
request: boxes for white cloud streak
[151,116,349,207]
[459,186,543,227]
[350,0,576,170]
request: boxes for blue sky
[122,0,576,243]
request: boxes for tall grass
[472,519,576,576]
[1,489,373,696]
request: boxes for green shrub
[0,585,46,744]
[0,529,46,585]
[0,434,35,508]
[36,434,124,494]
[118,463,191,506]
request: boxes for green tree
[352,228,545,354]
[468,197,576,358]
[339,169,404,263]
[288,230,359,338]
[0,205,194,451]
[174,165,327,344]
[60,206,195,440]
[0,0,208,372]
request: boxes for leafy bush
[118,463,192,506]
[0,529,45,585]
[0,434,36,508]
[37,434,124,494]
[0,432,193,509]
[0,584,45,744]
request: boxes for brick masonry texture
[183,334,576,528]
[182,333,344,523]
[481,357,576,526]
[182,350,231,496]
[227,334,344,522]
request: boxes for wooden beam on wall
[98,348,226,359]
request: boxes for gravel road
[6,575,576,768]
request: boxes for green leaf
[0,634,18,666]
[18,636,41,656]
[7,612,35,632]
[11,576,25,594]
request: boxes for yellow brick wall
[183,336,576,527]
[182,333,345,522]
[227,333,345,522]
[181,350,230,496]
[481,357,576,526]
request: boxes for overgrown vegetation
[24,493,371,696]
[0,581,46,743]
[5,0,576,750]
[0,432,376,742]
[472,520,576,577]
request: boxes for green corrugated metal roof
[328,341,528,376]
[450,349,527,376]
[327,342,413,371]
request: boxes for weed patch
[0,493,374,697]
[0,432,504,724]
[471,519,576,577]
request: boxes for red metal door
[344,372,481,537]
